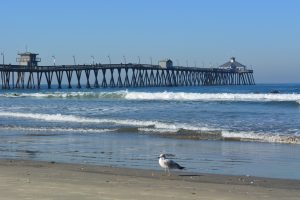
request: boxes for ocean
[0,84,300,179]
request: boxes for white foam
[2,91,300,103]
[0,111,208,132]
[125,92,300,103]
[0,91,126,99]
[0,126,114,133]
[222,131,300,144]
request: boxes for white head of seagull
[158,154,185,175]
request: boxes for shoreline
[0,159,299,200]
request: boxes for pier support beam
[45,71,53,89]
[93,69,99,88]
[75,70,82,88]
[101,69,107,88]
[85,69,91,88]
[55,71,64,89]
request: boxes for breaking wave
[0,91,126,99]
[125,92,300,104]
[0,126,115,134]
[221,131,300,144]
[1,91,300,104]
[0,111,300,144]
[0,111,208,132]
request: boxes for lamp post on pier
[73,55,76,65]
[123,55,126,65]
[91,55,95,65]
[149,57,152,65]
[52,55,56,66]
[107,55,111,66]
[137,56,140,65]
[1,52,4,66]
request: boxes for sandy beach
[0,159,299,200]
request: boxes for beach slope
[0,160,299,200]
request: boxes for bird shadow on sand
[178,174,204,177]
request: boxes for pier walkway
[0,64,255,89]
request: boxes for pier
[0,54,255,90]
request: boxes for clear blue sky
[1,0,299,83]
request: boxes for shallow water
[0,129,299,179]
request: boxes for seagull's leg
[167,167,171,176]
[164,167,167,175]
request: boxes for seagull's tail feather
[175,163,185,170]
[179,166,185,170]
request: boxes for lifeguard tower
[16,52,41,68]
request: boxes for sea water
[0,84,300,179]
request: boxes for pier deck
[0,64,255,89]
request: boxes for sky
[0,0,299,83]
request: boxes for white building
[159,59,173,68]
[218,57,247,71]
[16,52,41,67]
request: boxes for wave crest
[125,92,300,103]
[1,91,300,103]
[0,111,208,132]
[0,91,126,99]
[221,131,300,144]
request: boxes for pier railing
[0,64,255,89]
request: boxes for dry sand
[0,159,299,200]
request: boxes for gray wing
[165,159,185,170]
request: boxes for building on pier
[159,59,173,69]
[16,52,41,68]
[218,57,247,71]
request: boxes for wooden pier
[0,63,255,89]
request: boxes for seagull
[158,154,185,175]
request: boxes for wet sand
[0,159,299,200]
